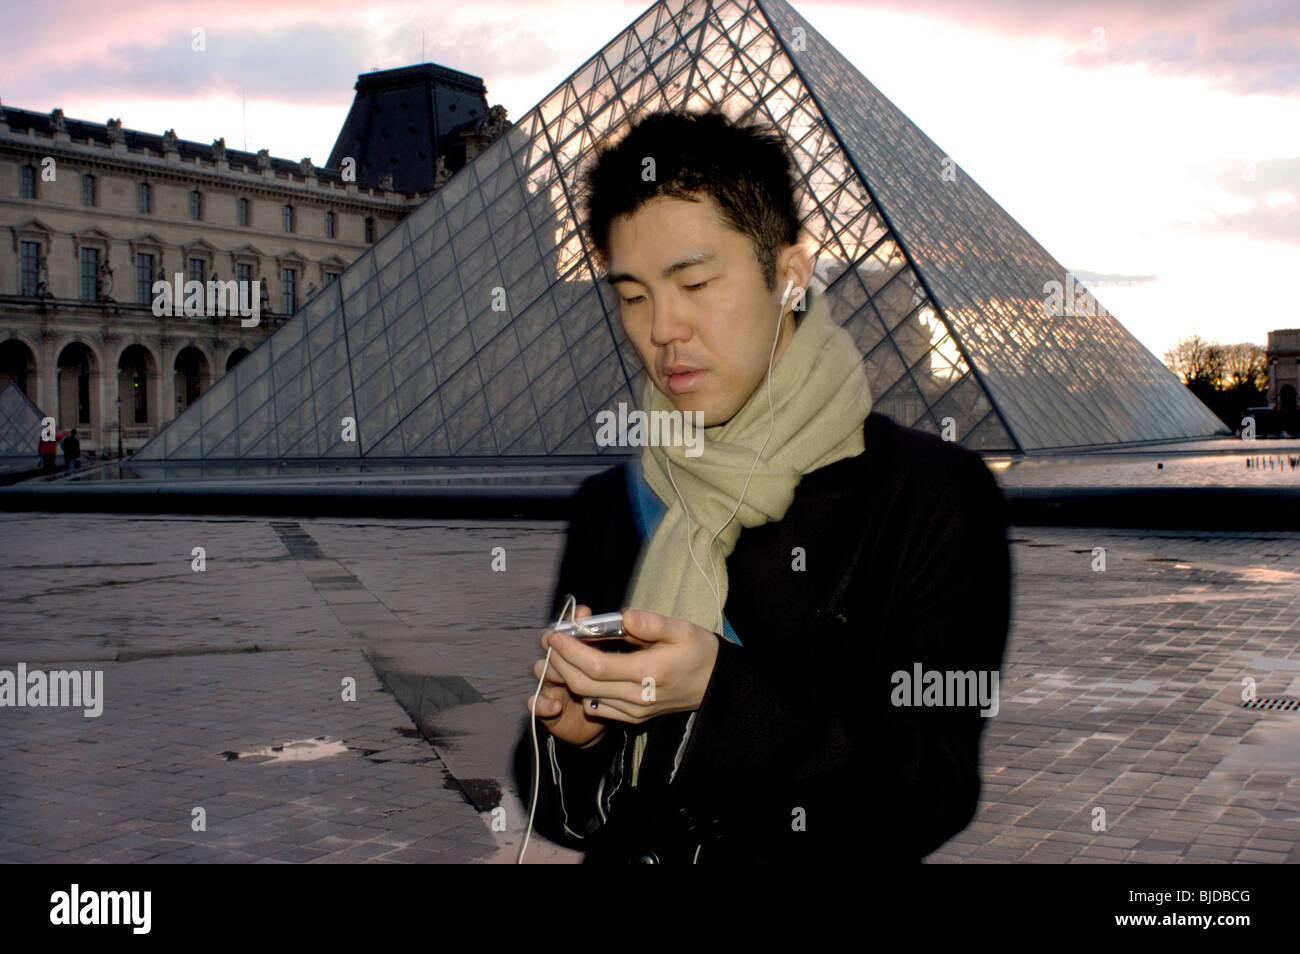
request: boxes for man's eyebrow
[605,251,717,286]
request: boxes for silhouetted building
[1266,329,1299,413]
[327,63,512,195]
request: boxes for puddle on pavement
[1137,557,1300,587]
[1230,565,1300,584]
[219,736,349,763]
[1217,716,1300,771]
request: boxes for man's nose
[648,296,692,347]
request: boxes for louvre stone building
[0,64,513,460]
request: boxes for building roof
[2,104,350,185]
[325,63,496,194]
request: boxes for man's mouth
[664,366,706,395]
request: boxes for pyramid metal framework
[135,0,1227,463]
[0,381,46,463]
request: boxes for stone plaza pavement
[0,511,1297,864]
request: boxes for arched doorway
[118,344,156,431]
[174,347,210,414]
[57,342,96,428]
[0,339,36,397]
[226,348,250,372]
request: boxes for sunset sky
[2,0,1296,360]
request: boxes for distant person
[61,429,81,473]
[38,433,57,473]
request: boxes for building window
[136,253,155,305]
[281,268,297,314]
[189,190,202,220]
[323,271,339,285]
[82,174,96,206]
[237,197,249,227]
[188,257,205,284]
[137,182,151,214]
[364,217,375,243]
[236,262,253,289]
[20,242,40,296]
[283,204,295,233]
[325,211,336,239]
[21,165,38,199]
[133,372,147,424]
[81,248,100,300]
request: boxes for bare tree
[1163,335,1226,388]
[1220,342,1267,391]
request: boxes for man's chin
[650,381,737,426]
[681,400,736,429]
[660,392,709,420]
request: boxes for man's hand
[525,605,607,748]
[538,608,720,724]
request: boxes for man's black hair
[579,108,802,292]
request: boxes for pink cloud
[813,0,1300,96]
[0,0,579,109]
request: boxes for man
[514,109,1011,864]
[61,429,81,473]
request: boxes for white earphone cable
[666,278,795,634]
[519,280,798,863]
[518,594,578,864]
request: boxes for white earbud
[780,277,794,310]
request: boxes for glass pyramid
[0,381,46,464]
[134,0,1228,463]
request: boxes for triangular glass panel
[0,382,46,459]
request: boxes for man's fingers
[532,657,568,685]
[544,635,635,689]
[548,657,645,705]
[587,695,652,723]
[526,684,568,718]
[538,688,565,717]
[621,608,672,642]
[530,695,561,719]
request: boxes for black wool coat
[514,410,1012,864]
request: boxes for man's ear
[776,241,815,308]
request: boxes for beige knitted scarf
[625,287,874,637]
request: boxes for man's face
[605,194,796,427]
